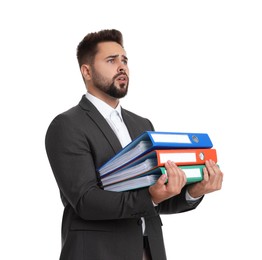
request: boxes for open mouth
[116,75,127,84]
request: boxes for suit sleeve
[45,114,158,221]
[156,187,204,214]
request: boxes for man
[45,29,223,260]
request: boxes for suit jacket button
[137,219,143,225]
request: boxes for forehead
[96,41,126,58]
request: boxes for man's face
[91,41,129,98]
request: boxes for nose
[117,61,127,74]
[118,67,125,73]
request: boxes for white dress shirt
[85,92,131,147]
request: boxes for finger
[164,160,174,174]
[173,162,187,186]
[205,160,224,190]
[165,161,177,176]
[205,160,216,176]
[212,163,223,175]
[203,166,209,182]
[206,160,223,180]
[154,172,167,188]
[213,167,224,187]
[166,161,187,187]
[163,161,174,185]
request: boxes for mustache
[113,72,128,80]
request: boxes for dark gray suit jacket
[45,95,202,260]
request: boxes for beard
[91,67,129,99]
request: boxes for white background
[1,0,261,259]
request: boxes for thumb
[156,173,167,186]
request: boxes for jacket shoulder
[122,108,154,127]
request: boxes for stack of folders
[97,131,218,192]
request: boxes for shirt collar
[85,92,123,121]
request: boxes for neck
[87,88,119,108]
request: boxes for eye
[107,58,115,64]
[122,59,128,65]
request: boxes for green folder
[104,165,204,192]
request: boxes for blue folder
[98,131,213,177]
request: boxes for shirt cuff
[185,188,202,201]
[152,200,158,207]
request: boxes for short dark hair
[76,29,124,67]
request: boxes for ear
[80,64,92,80]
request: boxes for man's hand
[187,160,223,198]
[149,160,187,204]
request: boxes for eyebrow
[106,54,128,60]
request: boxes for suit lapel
[121,108,142,140]
[78,95,122,154]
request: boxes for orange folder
[153,148,217,166]
[101,148,217,186]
